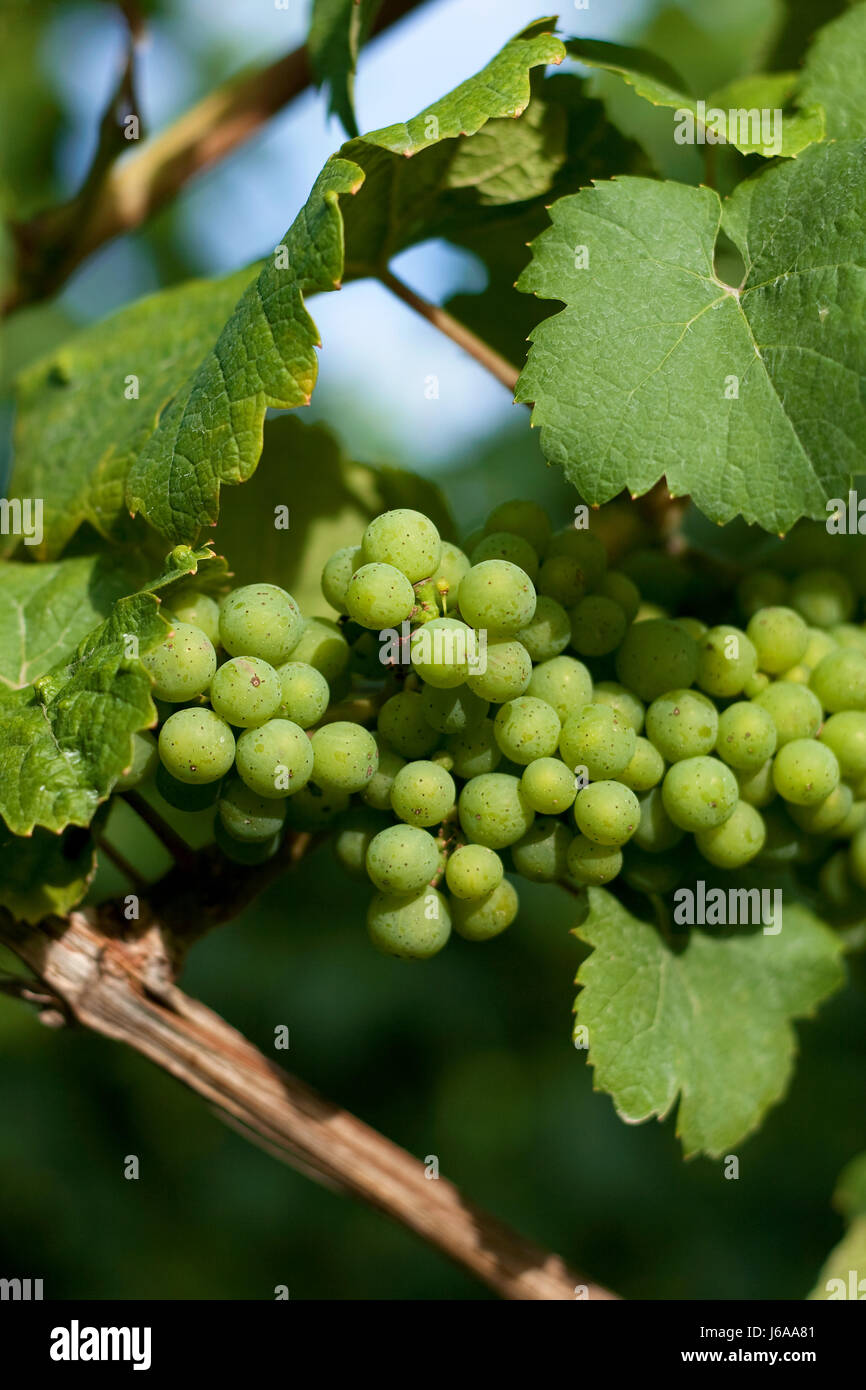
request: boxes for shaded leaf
[308,0,381,139]
[799,1,866,139]
[0,822,96,924]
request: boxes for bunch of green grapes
[122,503,866,958]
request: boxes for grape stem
[122,790,198,870]
[94,834,147,891]
[379,269,521,395]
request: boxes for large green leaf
[516,140,866,532]
[0,822,97,924]
[308,0,381,139]
[568,39,824,159]
[574,891,845,1158]
[4,267,254,561]
[799,1,866,139]
[0,593,165,835]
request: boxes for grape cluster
[128,503,866,959]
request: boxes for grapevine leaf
[0,823,97,924]
[0,593,165,835]
[3,267,254,561]
[799,1,866,139]
[567,39,824,158]
[574,890,845,1158]
[809,1153,866,1298]
[308,0,381,139]
[516,140,866,533]
[212,415,453,615]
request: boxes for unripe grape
[155,761,222,811]
[790,569,854,628]
[517,595,571,662]
[310,721,378,792]
[144,621,217,701]
[598,571,641,623]
[772,739,839,806]
[432,541,471,610]
[511,817,571,882]
[537,554,587,606]
[645,688,718,762]
[484,499,551,554]
[159,708,235,784]
[321,545,361,614]
[283,782,350,829]
[390,760,455,826]
[410,616,473,688]
[333,806,387,879]
[788,783,853,835]
[470,531,539,582]
[618,737,665,792]
[210,656,282,728]
[219,583,303,664]
[694,801,766,868]
[754,681,822,745]
[527,655,593,723]
[544,528,606,588]
[568,595,628,657]
[420,683,488,734]
[218,777,287,843]
[592,681,645,733]
[116,730,158,791]
[567,834,622,886]
[466,638,532,703]
[615,620,699,702]
[632,786,684,852]
[716,702,777,770]
[458,773,535,849]
[446,719,502,779]
[361,508,441,582]
[366,823,440,894]
[288,617,351,682]
[235,718,313,798]
[696,625,757,698]
[214,820,280,865]
[367,888,451,959]
[735,760,777,809]
[810,649,866,712]
[346,562,415,629]
[164,587,221,645]
[449,878,518,941]
[559,704,636,781]
[275,661,330,728]
[574,781,640,847]
[493,696,561,765]
[361,735,406,810]
[662,757,738,831]
[737,570,789,617]
[520,757,576,814]
[820,712,866,779]
[746,606,808,675]
[458,560,536,634]
[378,691,439,759]
[445,844,504,899]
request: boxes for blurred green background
[1,0,863,1300]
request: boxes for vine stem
[0,906,617,1302]
[379,268,521,395]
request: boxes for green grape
[790,569,854,628]
[736,760,777,809]
[598,571,641,623]
[544,528,607,588]
[803,628,837,669]
[366,823,440,894]
[574,781,640,847]
[470,531,539,582]
[458,773,535,849]
[781,663,812,685]
[493,696,561,765]
[288,617,351,683]
[466,638,532,703]
[527,655,593,723]
[275,661,330,728]
[458,560,536,634]
[214,820,279,865]
[850,828,866,890]
[310,721,378,792]
[283,782,350,829]
[788,782,854,835]
[592,681,645,733]
[743,670,771,698]
[715,701,777,770]
[332,806,386,879]
[367,888,451,959]
[420,683,488,734]
[835,798,866,839]
[620,848,680,894]
[645,688,718,762]
[746,606,808,675]
[820,712,866,779]
[484,499,551,554]
[537,555,587,606]
[662,756,739,830]
[446,720,502,779]
[361,736,406,810]
[635,602,668,623]
[165,587,221,645]
[210,656,282,728]
[632,786,684,852]
[810,649,866,712]
[159,708,235,784]
[754,680,822,746]
[615,620,699,702]
[737,569,789,617]
[345,562,415,630]
[618,737,665,792]
[673,617,707,642]
[830,623,866,654]
[511,818,571,881]
[695,625,757,697]
[772,738,840,805]
[361,508,441,582]
[433,542,471,611]
[695,801,766,868]
[155,762,222,810]
[819,849,856,909]
[568,595,628,657]
[116,730,158,791]
[517,595,571,662]
[321,545,362,614]
[430,750,455,772]
[566,834,622,886]
[559,704,636,781]
[235,718,314,797]
[377,691,439,758]
[218,776,287,843]
[445,844,504,899]
[144,621,217,701]
[410,616,473,688]
[451,879,518,941]
[219,583,303,664]
[520,757,576,814]
[390,760,455,826]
